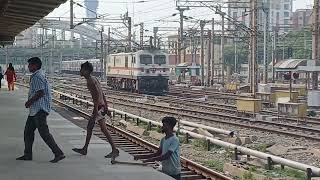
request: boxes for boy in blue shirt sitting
[135,117,181,180]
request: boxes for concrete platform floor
[0,88,173,180]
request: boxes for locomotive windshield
[140,54,152,64]
[154,55,166,65]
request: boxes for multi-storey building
[228,0,293,33]
[291,9,313,31]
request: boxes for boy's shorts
[87,106,106,130]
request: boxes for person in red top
[5,63,17,91]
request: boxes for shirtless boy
[72,61,119,159]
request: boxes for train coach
[61,49,170,95]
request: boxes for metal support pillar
[106,27,110,80]
[128,17,132,51]
[200,20,205,86]
[263,2,269,84]
[100,26,104,81]
[312,0,319,89]
[153,27,158,48]
[221,15,225,84]
[272,27,278,82]
[40,26,44,61]
[177,7,188,64]
[70,0,74,29]
[140,23,144,48]
[234,35,238,73]
[207,30,212,86]
[211,18,215,85]
[250,0,258,96]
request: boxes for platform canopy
[274,59,307,70]
[275,59,320,72]
[0,0,66,45]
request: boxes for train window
[133,57,136,63]
[140,55,152,65]
[113,56,116,66]
[125,56,128,68]
[154,55,166,65]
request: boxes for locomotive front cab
[138,76,169,95]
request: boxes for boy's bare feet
[72,148,87,155]
[50,154,65,163]
[104,149,119,160]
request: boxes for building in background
[84,0,98,27]
[291,9,314,31]
[228,0,293,33]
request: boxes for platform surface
[0,88,173,180]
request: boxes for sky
[46,0,314,39]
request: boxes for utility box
[256,92,276,106]
[225,83,239,92]
[274,90,299,105]
[292,87,307,96]
[258,83,271,93]
[278,102,307,118]
[308,90,320,107]
[236,98,262,115]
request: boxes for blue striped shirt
[28,70,51,116]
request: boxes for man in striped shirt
[16,57,65,163]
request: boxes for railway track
[21,75,320,140]
[52,83,320,141]
[17,82,320,179]
[53,93,231,180]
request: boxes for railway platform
[0,88,173,180]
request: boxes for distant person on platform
[4,63,17,91]
[134,117,181,180]
[72,61,119,160]
[16,57,65,163]
[0,66,3,89]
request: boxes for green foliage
[242,171,253,180]
[155,125,162,133]
[248,166,257,172]
[218,29,314,73]
[179,135,189,144]
[241,166,258,180]
[192,139,207,150]
[252,144,268,152]
[263,167,306,180]
[201,160,224,172]
[223,149,234,159]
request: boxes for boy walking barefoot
[72,61,119,160]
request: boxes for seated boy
[135,117,181,180]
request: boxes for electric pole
[40,26,44,62]
[200,20,205,86]
[272,27,278,82]
[211,18,215,85]
[106,27,110,80]
[207,30,212,86]
[140,23,144,48]
[153,27,158,48]
[263,1,269,84]
[100,26,104,81]
[128,17,132,51]
[234,35,238,73]
[312,0,319,89]
[250,0,258,96]
[177,7,188,64]
[221,14,225,84]
[70,0,74,29]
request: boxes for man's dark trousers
[24,110,63,157]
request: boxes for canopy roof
[0,0,66,45]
